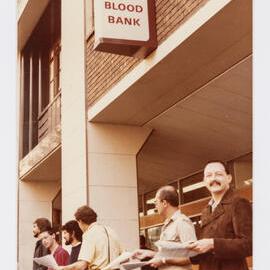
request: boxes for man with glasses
[155,161,252,270]
[133,185,197,269]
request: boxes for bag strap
[103,226,111,263]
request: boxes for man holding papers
[134,185,197,269]
[40,228,69,270]
[187,161,252,270]
[56,205,123,270]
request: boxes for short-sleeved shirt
[159,210,197,270]
[78,222,123,270]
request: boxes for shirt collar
[86,221,98,232]
[208,188,234,208]
[208,198,214,206]
[72,242,81,247]
[208,198,219,210]
[164,210,181,225]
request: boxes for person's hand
[131,249,156,260]
[187,238,214,253]
[146,257,164,268]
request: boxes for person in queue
[133,185,197,269]
[56,205,123,270]
[62,220,83,264]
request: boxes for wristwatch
[161,257,166,265]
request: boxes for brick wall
[86,0,208,108]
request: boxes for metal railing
[38,91,61,142]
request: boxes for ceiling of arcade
[137,56,252,194]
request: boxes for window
[49,42,61,101]
[180,172,209,203]
[232,153,252,189]
[145,189,158,215]
[52,190,62,244]
[147,226,162,251]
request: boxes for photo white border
[0,2,17,269]
[253,0,270,269]
[1,1,269,269]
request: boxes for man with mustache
[187,160,252,270]
[62,220,83,264]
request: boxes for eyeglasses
[154,199,163,205]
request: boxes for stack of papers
[101,241,199,270]
[33,254,58,269]
[102,251,149,270]
[102,251,132,270]
[155,240,198,258]
[120,261,149,270]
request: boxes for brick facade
[86,0,207,108]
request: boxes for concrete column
[61,0,88,222]
[18,181,60,270]
[87,123,152,250]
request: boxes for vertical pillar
[29,54,33,151]
[87,123,152,250]
[38,52,42,116]
[61,0,88,222]
[19,54,24,159]
[18,181,60,270]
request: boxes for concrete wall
[87,123,151,250]
[61,0,88,222]
[18,180,60,270]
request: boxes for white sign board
[94,0,150,41]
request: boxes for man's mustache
[209,180,221,186]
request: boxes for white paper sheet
[155,240,198,258]
[120,261,148,270]
[33,254,59,269]
[102,251,132,270]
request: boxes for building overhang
[17,0,50,51]
[19,140,61,182]
[88,0,252,126]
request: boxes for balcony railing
[19,92,61,178]
[38,91,61,142]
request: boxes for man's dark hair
[33,218,52,233]
[62,220,83,242]
[204,160,230,174]
[157,185,179,207]
[46,226,60,243]
[74,205,97,225]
